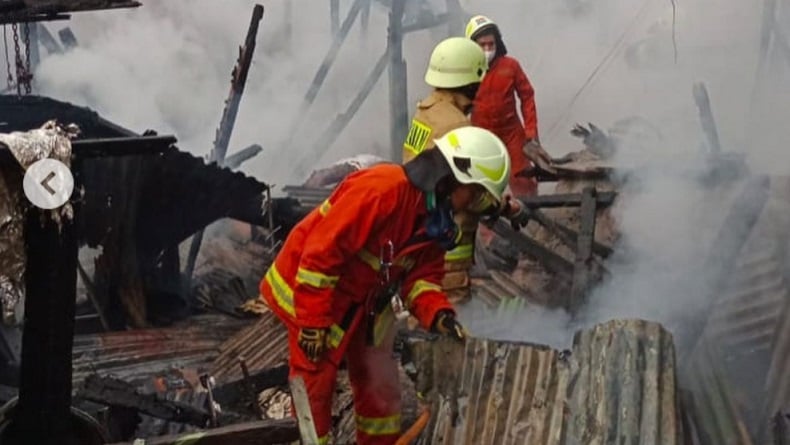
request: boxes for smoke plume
[25,0,790,351]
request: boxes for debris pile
[0,1,788,444]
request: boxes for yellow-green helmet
[434,126,511,204]
[465,15,498,40]
[424,37,488,89]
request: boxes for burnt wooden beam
[693,82,722,154]
[107,419,300,445]
[38,22,63,54]
[71,135,176,158]
[526,207,613,258]
[76,374,243,427]
[58,26,77,49]
[492,219,574,277]
[8,204,78,443]
[518,191,617,209]
[184,3,264,296]
[0,0,139,24]
[569,186,597,310]
[224,144,262,170]
[0,12,69,23]
[211,364,289,411]
[208,4,264,165]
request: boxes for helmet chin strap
[424,191,461,251]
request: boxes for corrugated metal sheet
[73,314,250,385]
[705,247,789,355]
[422,338,567,445]
[419,319,678,445]
[683,341,754,445]
[211,310,289,381]
[566,319,679,445]
[680,183,790,444]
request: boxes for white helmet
[434,126,511,204]
[465,15,498,40]
[424,37,488,89]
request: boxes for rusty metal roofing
[419,319,679,445]
[211,310,289,382]
[72,314,250,385]
[680,183,790,445]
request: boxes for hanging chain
[2,25,12,90]
[24,23,33,94]
[8,23,32,96]
[22,22,31,94]
[11,23,22,96]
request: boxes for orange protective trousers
[284,313,402,445]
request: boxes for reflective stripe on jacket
[259,164,454,344]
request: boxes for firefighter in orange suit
[261,126,514,444]
[402,37,489,305]
[466,14,547,197]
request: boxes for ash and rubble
[0,1,788,445]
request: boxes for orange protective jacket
[260,164,454,355]
[471,55,538,141]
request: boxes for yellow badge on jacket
[404,119,432,156]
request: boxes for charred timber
[208,4,263,165]
[0,0,139,24]
[7,203,78,444]
[107,419,299,445]
[491,219,574,277]
[569,186,597,309]
[519,191,617,209]
[72,135,176,158]
[76,374,243,427]
[185,3,264,294]
[224,144,262,170]
[525,207,613,258]
[211,364,289,413]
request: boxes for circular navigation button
[22,158,74,210]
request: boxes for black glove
[431,310,467,342]
[297,327,328,362]
[502,196,530,230]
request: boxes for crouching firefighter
[260,126,515,444]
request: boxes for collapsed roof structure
[0,0,789,444]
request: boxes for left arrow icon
[23,159,74,209]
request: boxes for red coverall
[471,55,539,197]
[259,164,454,445]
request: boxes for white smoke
[33,0,414,188]
[25,0,790,350]
[457,0,790,350]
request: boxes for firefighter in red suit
[466,14,545,197]
[260,126,516,444]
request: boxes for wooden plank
[491,219,574,277]
[290,375,320,444]
[569,186,597,310]
[107,419,299,445]
[71,135,176,158]
[518,191,617,209]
